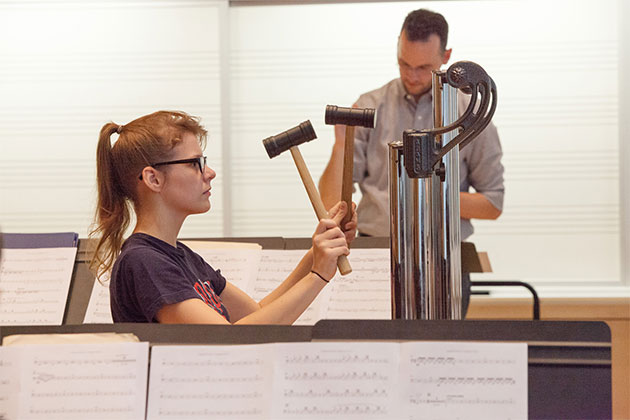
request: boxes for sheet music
[399,341,528,420]
[13,342,149,420]
[254,250,320,325]
[251,250,304,300]
[147,344,274,420]
[181,241,262,250]
[0,347,20,420]
[83,274,113,324]
[0,247,77,325]
[324,248,391,320]
[271,342,400,419]
[190,248,262,293]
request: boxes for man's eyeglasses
[397,59,433,75]
[139,156,207,180]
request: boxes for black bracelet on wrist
[310,270,329,283]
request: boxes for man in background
[318,8,504,313]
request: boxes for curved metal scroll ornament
[402,60,497,178]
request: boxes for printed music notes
[1,340,526,419]
[146,341,527,419]
[325,248,391,320]
[254,250,319,325]
[0,247,77,325]
[146,342,399,420]
[191,247,262,294]
[271,342,399,419]
[0,342,149,420]
[83,273,113,323]
[400,341,528,419]
[147,344,273,419]
[0,347,20,419]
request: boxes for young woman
[90,110,355,325]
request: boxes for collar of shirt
[399,79,433,109]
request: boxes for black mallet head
[325,105,376,128]
[262,120,317,159]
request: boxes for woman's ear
[140,167,164,192]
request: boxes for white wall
[0,0,627,295]
[0,0,226,238]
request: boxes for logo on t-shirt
[194,279,229,320]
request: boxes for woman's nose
[204,165,216,180]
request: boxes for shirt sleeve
[353,95,375,184]
[458,93,505,211]
[117,249,202,322]
[464,121,505,211]
[188,250,227,296]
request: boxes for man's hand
[460,192,502,220]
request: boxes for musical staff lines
[30,390,134,398]
[32,372,138,384]
[83,273,113,323]
[408,355,519,367]
[284,388,388,398]
[409,376,517,386]
[159,374,264,384]
[284,354,389,365]
[1,340,528,419]
[159,391,263,400]
[408,395,517,406]
[0,247,77,325]
[400,341,528,420]
[324,249,391,321]
[2,342,149,420]
[147,344,273,420]
[255,250,320,325]
[157,408,263,418]
[283,371,389,381]
[0,347,19,420]
[253,250,304,300]
[272,342,399,419]
[281,403,388,416]
[27,406,136,416]
[192,248,262,293]
[160,358,264,368]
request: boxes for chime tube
[389,72,462,320]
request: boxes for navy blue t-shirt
[110,233,230,323]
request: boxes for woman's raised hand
[311,201,350,281]
[339,201,357,245]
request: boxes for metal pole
[389,70,462,320]
[438,74,462,320]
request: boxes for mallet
[263,120,352,276]
[324,105,376,226]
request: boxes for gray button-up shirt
[353,78,504,239]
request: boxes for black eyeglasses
[139,156,207,180]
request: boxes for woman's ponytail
[89,123,132,281]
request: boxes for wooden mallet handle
[341,125,355,227]
[325,105,376,229]
[289,146,352,275]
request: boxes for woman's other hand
[311,202,350,281]
[329,201,358,245]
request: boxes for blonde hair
[89,111,207,280]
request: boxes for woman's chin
[190,202,211,215]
